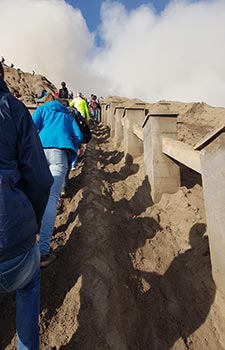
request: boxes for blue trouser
[91,109,98,123]
[39,148,68,255]
[0,243,40,350]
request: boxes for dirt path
[1,123,225,350]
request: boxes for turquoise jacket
[32,100,83,161]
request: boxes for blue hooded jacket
[32,100,83,162]
[0,78,53,262]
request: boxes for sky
[66,0,169,32]
[1,0,225,106]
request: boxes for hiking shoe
[40,253,57,268]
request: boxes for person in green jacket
[69,92,90,122]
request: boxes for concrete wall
[162,137,201,173]
[143,114,180,203]
[114,107,125,147]
[106,102,118,132]
[123,108,146,158]
[200,132,225,297]
[101,103,108,125]
[104,101,225,297]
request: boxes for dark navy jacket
[0,78,53,262]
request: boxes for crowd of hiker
[0,63,100,350]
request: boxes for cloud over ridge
[1,0,225,106]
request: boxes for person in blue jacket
[32,93,83,267]
[0,62,53,350]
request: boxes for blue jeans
[0,243,40,350]
[39,148,68,255]
[91,109,98,123]
[71,153,78,169]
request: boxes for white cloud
[1,0,225,106]
[94,0,225,106]
[0,0,100,94]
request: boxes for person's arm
[84,101,90,121]
[32,106,44,133]
[16,102,53,226]
[71,118,83,148]
[69,99,75,107]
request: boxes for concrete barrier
[105,100,225,298]
[106,102,118,132]
[123,107,147,158]
[162,137,201,173]
[101,103,108,126]
[195,124,225,298]
[114,106,125,147]
[143,113,180,203]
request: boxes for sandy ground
[1,122,225,350]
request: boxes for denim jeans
[39,148,68,255]
[71,153,78,169]
[0,243,40,350]
[91,109,98,123]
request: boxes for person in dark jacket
[32,93,83,267]
[58,81,68,99]
[0,62,53,350]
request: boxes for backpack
[69,107,92,144]
[90,100,98,110]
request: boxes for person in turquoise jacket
[33,94,83,267]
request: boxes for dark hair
[0,62,4,78]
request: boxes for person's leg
[90,109,94,124]
[0,243,40,350]
[71,153,78,170]
[61,167,70,197]
[94,109,99,123]
[16,243,40,350]
[39,148,68,256]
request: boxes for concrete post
[196,125,225,297]
[107,102,118,132]
[100,103,107,125]
[123,107,146,158]
[114,107,125,147]
[143,113,180,203]
[103,104,110,127]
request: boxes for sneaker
[40,253,57,268]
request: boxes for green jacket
[70,97,90,121]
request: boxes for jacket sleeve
[32,106,43,132]
[71,118,83,148]
[16,102,53,226]
[84,101,90,121]
[69,99,75,108]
